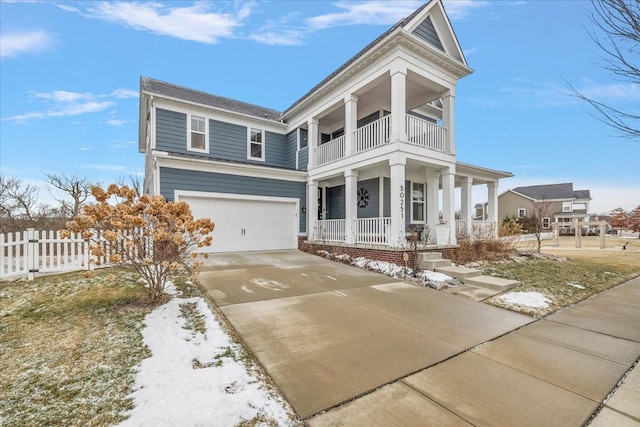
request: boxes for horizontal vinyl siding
[156,108,187,152]
[159,167,307,232]
[265,131,288,168]
[326,185,345,220]
[357,178,379,218]
[297,147,308,171]
[383,178,391,217]
[412,16,444,51]
[210,119,247,162]
[286,130,297,169]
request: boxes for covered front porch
[306,159,509,249]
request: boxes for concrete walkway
[200,251,640,425]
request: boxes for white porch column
[307,180,319,240]
[389,156,407,247]
[487,181,499,238]
[344,170,358,244]
[307,118,319,169]
[442,90,455,154]
[441,167,456,244]
[390,65,407,142]
[344,94,358,155]
[426,170,440,242]
[461,176,473,236]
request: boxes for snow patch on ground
[497,291,550,309]
[118,296,294,426]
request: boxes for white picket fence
[0,228,110,281]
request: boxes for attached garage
[177,192,299,253]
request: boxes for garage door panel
[180,195,297,253]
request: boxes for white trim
[247,127,266,162]
[153,152,306,182]
[518,208,526,218]
[175,190,299,206]
[145,92,287,130]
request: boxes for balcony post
[390,64,407,142]
[307,117,319,169]
[308,180,319,240]
[426,170,439,243]
[442,90,455,154]
[461,176,473,237]
[487,181,499,238]
[389,155,407,247]
[344,170,358,244]
[442,166,456,245]
[344,94,358,155]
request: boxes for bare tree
[0,176,59,232]
[568,0,639,139]
[0,175,40,221]
[45,173,92,219]
[519,200,551,254]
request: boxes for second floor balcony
[313,114,448,168]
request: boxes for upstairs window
[562,201,572,212]
[518,208,526,218]
[299,128,308,149]
[248,128,265,161]
[189,115,206,152]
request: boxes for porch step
[419,258,452,270]
[417,252,444,261]
[435,265,483,280]
[463,275,520,291]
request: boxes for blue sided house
[139,0,512,254]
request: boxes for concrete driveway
[199,250,534,419]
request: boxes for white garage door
[179,194,298,253]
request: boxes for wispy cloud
[67,1,251,44]
[106,118,127,126]
[443,0,490,20]
[4,88,137,123]
[307,1,422,30]
[0,30,53,57]
[248,30,305,46]
[109,141,135,149]
[496,78,640,108]
[84,164,127,171]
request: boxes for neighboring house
[483,183,592,229]
[139,0,512,254]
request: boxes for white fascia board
[153,152,307,182]
[455,162,514,181]
[144,91,287,133]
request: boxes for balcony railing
[313,219,345,243]
[355,217,391,245]
[406,115,449,153]
[314,135,345,167]
[312,114,448,168]
[355,115,391,153]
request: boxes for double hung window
[189,115,206,152]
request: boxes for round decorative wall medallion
[357,187,370,208]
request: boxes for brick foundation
[298,238,452,268]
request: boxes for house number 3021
[399,185,405,219]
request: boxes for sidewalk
[307,276,640,426]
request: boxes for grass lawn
[484,237,640,316]
[0,268,154,427]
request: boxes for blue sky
[1,0,639,214]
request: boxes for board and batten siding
[412,16,444,52]
[159,167,306,232]
[156,108,187,151]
